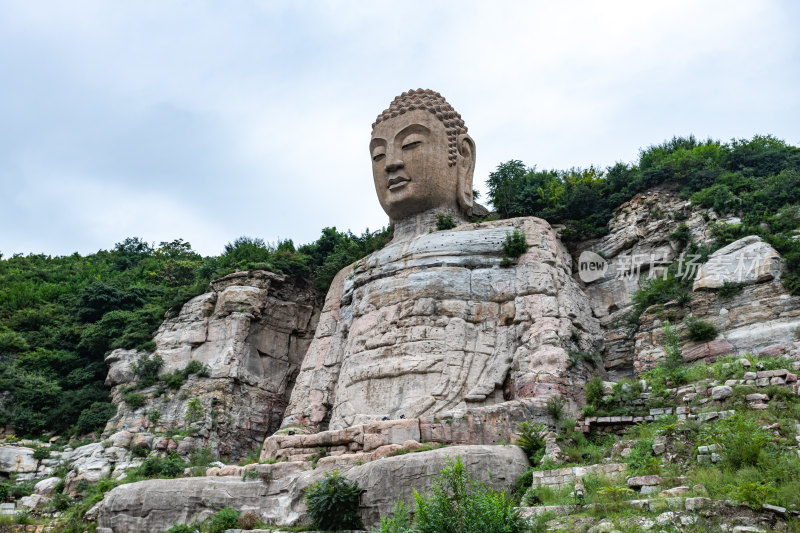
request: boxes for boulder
[104,349,139,386]
[34,477,62,495]
[109,431,133,448]
[711,386,733,401]
[0,445,36,475]
[693,236,782,291]
[91,477,280,533]
[93,444,527,532]
[627,475,662,489]
[349,444,528,526]
[18,493,49,510]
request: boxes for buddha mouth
[387,176,410,190]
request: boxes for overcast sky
[1,1,799,257]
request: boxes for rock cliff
[574,186,800,377]
[103,270,319,460]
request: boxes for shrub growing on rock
[668,223,691,245]
[130,444,149,458]
[160,370,185,390]
[237,511,261,529]
[545,395,566,428]
[686,316,718,342]
[147,408,161,426]
[122,392,147,410]
[585,375,605,408]
[436,213,456,231]
[304,470,363,530]
[514,421,547,463]
[163,525,192,533]
[183,359,208,377]
[208,506,240,533]
[413,455,524,533]
[501,229,529,259]
[32,445,50,471]
[137,451,186,479]
[185,398,204,425]
[131,353,164,388]
[717,281,745,299]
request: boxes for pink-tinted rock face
[281,217,603,432]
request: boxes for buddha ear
[456,134,476,213]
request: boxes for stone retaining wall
[530,463,626,489]
[261,400,544,463]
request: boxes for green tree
[486,160,526,218]
[185,398,204,426]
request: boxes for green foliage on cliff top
[0,227,390,438]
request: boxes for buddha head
[370,89,476,226]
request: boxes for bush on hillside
[686,316,718,342]
[304,470,363,530]
[413,455,525,533]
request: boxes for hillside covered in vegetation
[0,228,391,437]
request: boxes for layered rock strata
[104,271,319,459]
[634,277,800,373]
[283,217,604,432]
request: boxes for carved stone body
[283,217,602,430]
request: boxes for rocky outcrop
[0,445,36,477]
[633,278,800,372]
[574,187,713,375]
[573,187,800,376]
[104,271,319,460]
[283,217,603,431]
[91,444,527,532]
[693,235,783,290]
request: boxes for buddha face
[370,109,474,222]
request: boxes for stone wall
[530,462,626,490]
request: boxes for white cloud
[0,0,798,256]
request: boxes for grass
[389,442,447,456]
[523,483,576,506]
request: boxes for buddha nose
[385,159,404,173]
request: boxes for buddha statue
[281,90,602,431]
[369,90,476,240]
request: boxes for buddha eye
[372,153,386,162]
[402,140,422,150]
